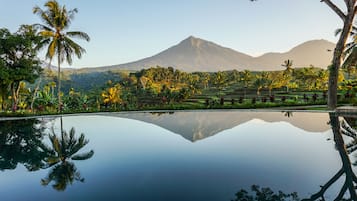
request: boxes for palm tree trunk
[58,54,61,112]
[11,83,17,112]
[30,77,42,112]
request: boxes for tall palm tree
[282,59,293,75]
[33,0,90,112]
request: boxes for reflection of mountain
[108,111,330,142]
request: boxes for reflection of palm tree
[282,111,293,118]
[302,113,357,201]
[42,121,93,191]
[46,127,94,166]
[41,161,83,191]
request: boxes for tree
[101,83,123,109]
[320,0,357,109]
[33,0,90,112]
[281,60,293,92]
[266,72,285,96]
[282,59,293,75]
[239,70,252,98]
[254,72,268,96]
[251,0,357,109]
[0,26,43,112]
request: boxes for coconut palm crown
[33,0,90,112]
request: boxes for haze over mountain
[87,36,335,72]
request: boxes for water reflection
[233,112,357,201]
[0,119,49,171]
[41,118,94,191]
[0,117,94,192]
[113,111,330,142]
[302,113,357,200]
[1,111,355,200]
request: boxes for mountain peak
[182,35,204,48]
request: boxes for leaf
[71,150,94,160]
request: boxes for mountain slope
[254,39,335,70]
[102,36,335,72]
[112,36,255,72]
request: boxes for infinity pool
[0,111,354,201]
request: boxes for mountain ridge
[68,36,335,73]
[104,36,335,72]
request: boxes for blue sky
[0,0,344,68]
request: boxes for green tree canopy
[0,26,43,111]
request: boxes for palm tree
[33,0,90,112]
[281,60,293,93]
[282,59,293,74]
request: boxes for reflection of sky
[0,113,343,201]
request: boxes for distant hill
[254,40,335,70]
[88,36,335,72]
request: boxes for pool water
[0,111,354,201]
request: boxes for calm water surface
[0,111,355,201]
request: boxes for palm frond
[46,156,61,166]
[49,134,62,156]
[46,40,57,60]
[342,47,357,69]
[71,150,94,160]
[38,30,56,38]
[347,143,357,154]
[335,28,342,36]
[63,37,86,63]
[33,6,54,29]
[66,31,90,42]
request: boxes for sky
[0,0,345,68]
